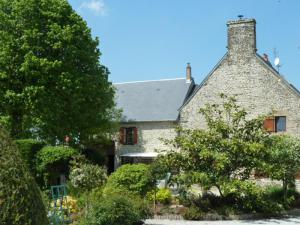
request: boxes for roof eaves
[178,53,228,111]
[114,78,185,85]
[255,54,300,98]
[120,119,178,124]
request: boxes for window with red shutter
[119,127,138,145]
[119,128,125,144]
[263,118,275,132]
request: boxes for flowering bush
[69,161,107,193]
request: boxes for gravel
[145,217,300,225]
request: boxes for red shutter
[119,128,125,144]
[133,127,138,144]
[264,118,275,132]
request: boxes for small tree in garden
[264,135,300,205]
[162,94,269,196]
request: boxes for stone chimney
[227,18,256,61]
[186,63,191,83]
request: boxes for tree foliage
[161,94,269,196]
[0,0,116,144]
[264,135,300,205]
[0,128,49,225]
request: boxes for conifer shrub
[0,128,49,225]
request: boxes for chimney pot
[263,53,269,62]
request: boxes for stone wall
[180,19,300,137]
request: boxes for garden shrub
[264,185,299,208]
[36,145,78,186]
[80,189,150,225]
[221,180,283,213]
[0,128,49,225]
[183,205,204,220]
[147,188,172,205]
[69,155,107,195]
[105,163,155,196]
[15,139,45,174]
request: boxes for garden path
[145,217,300,225]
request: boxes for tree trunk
[283,179,288,206]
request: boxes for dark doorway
[106,141,115,174]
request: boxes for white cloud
[79,0,106,16]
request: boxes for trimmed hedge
[0,128,49,225]
[14,139,45,174]
[36,146,78,186]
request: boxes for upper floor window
[119,127,138,145]
[264,116,286,133]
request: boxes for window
[263,116,286,133]
[119,127,138,145]
[125,127,134,145]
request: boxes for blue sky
[69,0,300,89]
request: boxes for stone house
[113,18,300,169]
[114,72,196,167]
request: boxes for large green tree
[0,0,116,144]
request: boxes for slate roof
[114,78,195,122]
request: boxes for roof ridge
[114,77,186,85]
